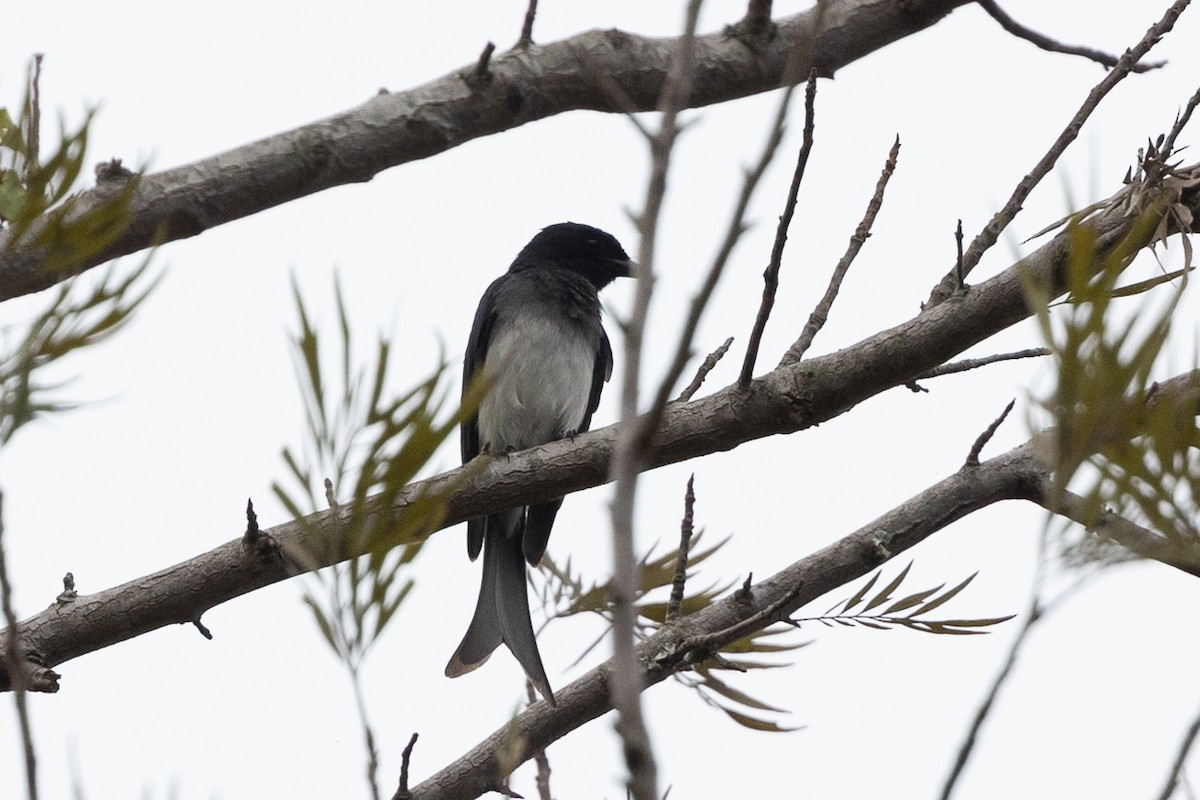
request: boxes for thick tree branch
[2,162,1193,684]
[408,442,1049,800]
[0,0,973,302]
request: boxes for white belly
[477,314,595,452]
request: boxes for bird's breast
[478,314,597,452]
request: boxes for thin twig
[783,135,900,364]
[965,399,1015,467]
[677,336,733,402]
[474,42,496,81]
[526,683,554,800]
[955,219,965,291]
[610,3,704,798]
[666,475,697,623]
[392,733,419,800]
[739,69,818,388]
[517,0,539,47]
[739,0,774,37]
[1162,84,1200,160]
[0,491,39,800]
[352,664,383,800]
[26,54,42,187]
[940,588,1040,798]
[978,0,1166,73]
[681,578,805,657]
[927,0,1191,307]
[1157,700,1200,800]
[941,529,1108,799]
[913,348,1052,383]
[643,51,806,429]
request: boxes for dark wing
[462,276,504,560]
[579,328,613,435]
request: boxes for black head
[511,222,633,290]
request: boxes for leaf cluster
[0,57,156,446]
[1026,152,1200,557]
[274,277,474,669]
[1,57,137,275]
[799,562,1015,636]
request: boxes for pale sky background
[2,2,1200,799]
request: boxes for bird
[445,222,633,707]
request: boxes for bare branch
[5,163,1196,683]
[611,3,705,796]
[1157,701,1200,800]
[645,56,805,432]
[739,69,819,387]
[391,732,419,800]
[473,42,496,82]
[978,0,1167,72]
[0,1,972,303]
[965,399,1015,467]
[738,0,774,37]
[1162,83,1200,159]
[666,475,697,624]
[677,336,733,402]
[681,578,806,657]
[955,218,965,291]
[926,0,1191,307]
[783,134,900,364]
[25,54,43,187]
[907,347,1051,388]
[405,440,1082,800]
[517,0,538,47]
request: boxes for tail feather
[522,498,563,565]
[445,509,556,706]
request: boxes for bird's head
[514,222,634,290]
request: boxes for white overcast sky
[3,2,1200,799]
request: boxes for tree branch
[976,0,1167,72]
[0,0,972,302]
[3,160,1193,685]
[926,0,1191,307]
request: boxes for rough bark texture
[3,169,1189,678]
[0,0,970,301]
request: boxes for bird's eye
[586,238,600,253]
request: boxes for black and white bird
[445,222,632,706]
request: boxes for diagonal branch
[926,0,1191,307]
[3,161,1194,686]
[0,0,972,303]
[739,69,819,387]
[411,431,1187,800]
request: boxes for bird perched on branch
[446,222,632,706]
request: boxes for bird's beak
[612,258,636,279]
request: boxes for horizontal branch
[3,160,1192,681]
[0,0,971,301]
